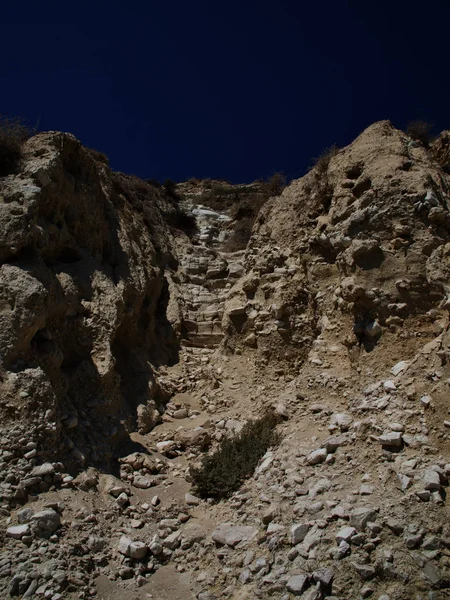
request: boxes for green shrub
[190,412,280,498]
[0,115,31,177]
[406,120,434,146]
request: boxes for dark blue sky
[2,1,449,183]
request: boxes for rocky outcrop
[223,120,450,367]
[2,122,450,600]
[0,132,183,471]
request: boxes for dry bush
[406,120,434,146]
[166,206,198,236]
[223,218,253,252]
[86,147,109,165]
[312,144,339,174]
[263,172,286,197]
[0,115,32,177]
[190,412,280,498]
[114,173,197,238]
[218,173,286,251]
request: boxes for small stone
[385,519,404,535]
[391,361,409,376]
[423,470,441,491]
[129,541,147,559]
[337,540,350,557]
[383,380,397,392]
[336,527,356,544]
[130,519,143,529]
[365,321,382,338]
[286,574,309,595]
[262,505,278,525]
[7,524,30,539]
[420,395,432,408]
[212,524,258,547]
[405,533,422,549]
[162,530,181,549]
[330,413,353,431]
[349,507,378,530]
[312,567,334,588]
[30,509,61,538]
[115,492,129,507]
[352,562,375,580]
[173,408,188,419]
[118,536,132,556]
[30,463,55,477]
[378,432,402,448]
[290,523,310,544]
[185,493,201,506]
[307,448,327,465]
[133,475,151,489]
[17,508,33,523]
[416,489,431,501]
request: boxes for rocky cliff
[0,131,184,473]
[1,122,450,600]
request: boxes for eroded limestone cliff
[1,122,450,600]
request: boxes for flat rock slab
[7,524,30,539]
[96,567,195,600]
[212,524,258,547]
[286,574,309,595]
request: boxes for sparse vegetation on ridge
[406,120,434,146]
[0,115,32,177]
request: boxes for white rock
[378,432,402,448]
[330,413,353,431]
[290,523,310,545]
[349,507,378,530]
[30,463,55,477]
[129,541,148,559]
[162,530,182,549]
[30,509,61,537]
[423,470,441,491]
[212,524,258,548]
[307,448,327,465]
[133,475,151,489]
[391,361,409,376]
[185,493,201,506]
[118,536,132,556]
[286,574,309,595]
[389,423,404,432]
[256,452,274,474]
[383,380,397,392]
[7,524,30,539]
[420,395,432,408]
[336,526,356,544]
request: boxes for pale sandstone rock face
[1,122,450,600]
[222,120,450,364]
[0,132,182,469]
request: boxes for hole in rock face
[353,246,385,270]
[346,164,364,180]
[57,247,81,263]
[31,329,53,353]
[229,312,247,333]
[352,177,372,198]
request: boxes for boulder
[30,509,61,538]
